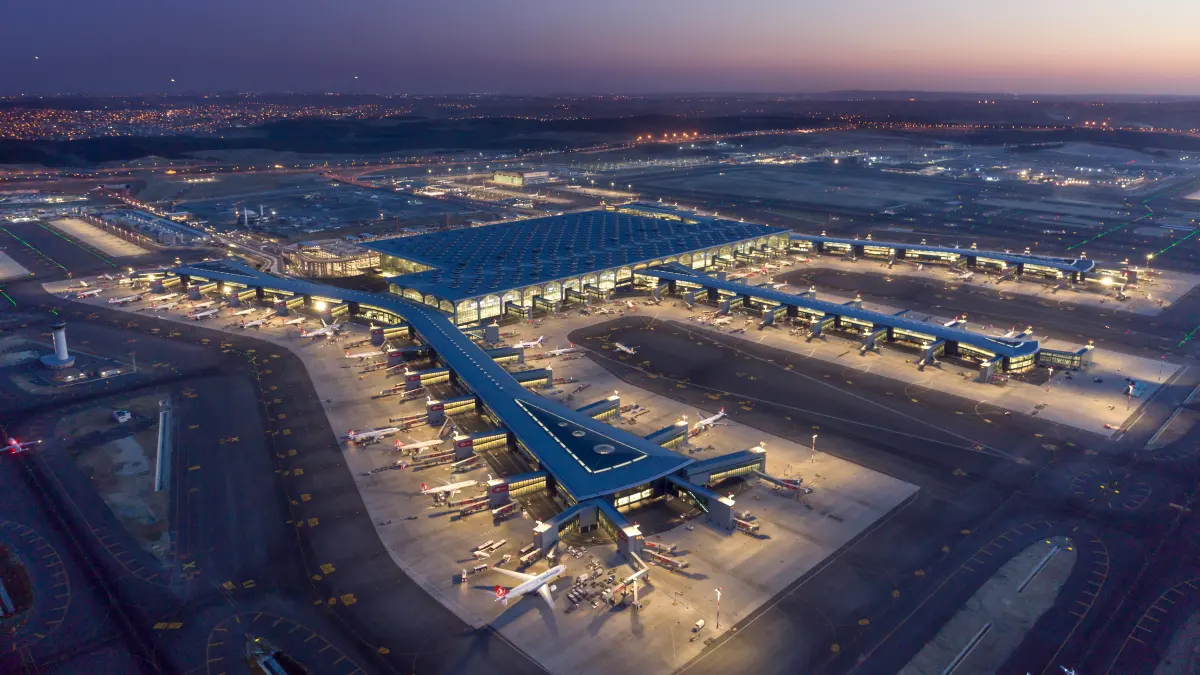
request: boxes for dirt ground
[56,393,172,562]
[0,545,34,618]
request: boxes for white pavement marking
[0,250,30,280]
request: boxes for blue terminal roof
[363,210,789,302]
[791,233,1095,274]
[171,260,693,501]
[640,266,1041,359]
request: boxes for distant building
[283,239,380,277]
[98,210,209,246]
[491,170,549,187]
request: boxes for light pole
[811,434,818,463]
[1046,366,1054,392]
[715,587,722,630]
[1146,253,1154,272]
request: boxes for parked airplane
[189,308,219,320]
[713,316,733,326]
[491,565,567,608]
[148,293,178,303]
[513,336,544,349]
[346,427,400,444]
[395,438,445,453]
[108,294,142,305]
[693,407,727,432]
[4,437,40,454]
[240,318,268,329]
[231,307,257,316]
[281,317,307,326]
[614,342,638,355]
[152,300,181,311]
[544,344,580,357]
[190,300,217,310]
[420,479,478,496]
[75,288,103,298]
[300,319,343,339]
[345,347,385,359]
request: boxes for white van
[692,619,705,632]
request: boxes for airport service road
[778,267,1200,358]
[3,279,546,675]
[568,315,1199,675]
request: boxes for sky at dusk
[2,0,1199,96]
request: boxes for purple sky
[2,0,1198,95]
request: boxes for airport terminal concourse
[364,206,790,325]
[165,207,1089,548]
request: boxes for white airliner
[191,300,217,310]
[769,282,788,289]
[152,300,182,311]
[693,407,727,431]
[108,294,142,305]
[513,336,544,349]
[189,308,219,320]
[345,347,385,359]
[300,320,343,338]
[544,344,580,357]
[420,479,478,496]
[231,307,257,316]
[75,288,104,298]
[240,318,268,329]
[713,316,733,326]
[148,293,178,303]
[4,437,40,454]
[346,427,401,443]
[282,317,307,326]
[614,342,638,355]
[491,565,567,608]
[396,438,445,452]
[626,301,637,309]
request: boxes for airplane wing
[490,567,536,583]
[537,583,554,609]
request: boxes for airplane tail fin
[495,585,509,603]
[420,482,428,492]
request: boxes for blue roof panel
[171,260,692,501]
[364,210,789,301]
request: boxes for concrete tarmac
[568,313,1200,675]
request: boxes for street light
[715,588,722,629]
[811,434,818,463]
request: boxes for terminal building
[283,239,381,277]
[362,207,790,326]
[158,207,1095,557]
[789,232,1098,283]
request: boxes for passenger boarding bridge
[163,261,764,541]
